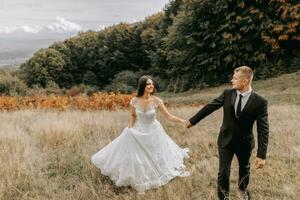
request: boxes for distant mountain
[0,32,78,67]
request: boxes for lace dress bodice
[130,96,163,133]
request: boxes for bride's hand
[184,119,192,128]
[179,119,187,127]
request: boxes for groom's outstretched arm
[188,90,225,126]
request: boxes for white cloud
[0,16,82,34]
[0,25,41,34]
[46,16,82,32]
[130,18,140,23]
[95,25,106,31]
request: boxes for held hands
[184,120,192,128]
[254,157,266,169]
[179,119,187,128]
[179,119,192,128]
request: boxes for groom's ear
[242,78,249,85]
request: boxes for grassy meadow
[0,72,299,200]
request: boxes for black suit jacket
[189,89,269,159]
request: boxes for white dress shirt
[234,87,252,116]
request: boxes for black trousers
[217,142,251,200]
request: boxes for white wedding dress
[91,97,190,192]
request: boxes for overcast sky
[0,0,170,35]
[0,0,170,66]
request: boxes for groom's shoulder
[224,88,235,92]
[223,88,235,94]
[252,91,268,103]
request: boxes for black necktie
[236,94,243,117]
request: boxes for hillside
[161,71,300,106]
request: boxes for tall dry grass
[0,104,299,199]
[0,72,299,199]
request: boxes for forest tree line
[5,0,300,94]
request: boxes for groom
[186,66,269,200]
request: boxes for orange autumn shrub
[0,92,135,111]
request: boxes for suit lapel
[231,89,237,118]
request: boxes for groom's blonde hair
[234,66,253,83]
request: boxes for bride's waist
[132,120,159,131]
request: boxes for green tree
[20,48,65,87]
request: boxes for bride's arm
[129,97,137,128]
[129,106,137,128]
[157,99,185,125]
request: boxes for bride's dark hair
[136,75,155,97]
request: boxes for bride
[91,75,190,193]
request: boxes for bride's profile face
[145,79,154,94]
[137,76,155,97]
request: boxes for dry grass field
[0,72,299,199]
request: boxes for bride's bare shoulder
[130,96,138,106]
[152,95,161,100]
[152,95,164,105]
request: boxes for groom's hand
[185,120,192,128]
[254,157,266,169]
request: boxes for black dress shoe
[240,190,250,200]
[218,189,229,200]
[218,191,229,200]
